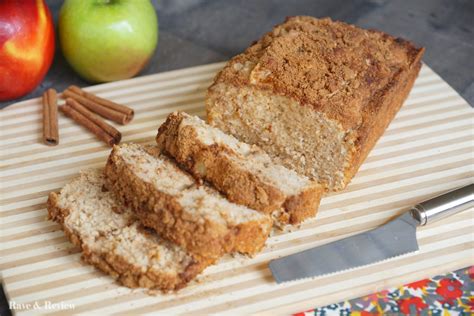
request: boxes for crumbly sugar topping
[215,16,421,130]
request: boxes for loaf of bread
[104,143,272,260]
[207,16,424,191]
[156,111,323,224]
[47,169,209,291]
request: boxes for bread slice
[206,16,424,191]
[156,111,323,224]
[47,169,209,291]
[104,143,272,260]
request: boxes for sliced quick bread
[156,112,323,224]
[104,143,272,260]
[206,16,423,191]
[47,169,209,291]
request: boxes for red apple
[0,0,55,101]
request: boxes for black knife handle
[410,184,474,226]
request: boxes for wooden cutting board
[1,62,473,315]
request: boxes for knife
[269,184,474,283]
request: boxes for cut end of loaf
[206,16,424,191]
[207,84,354,191]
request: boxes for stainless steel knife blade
[269,212,419,283]
[269,184,473,283]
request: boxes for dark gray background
[1,0,473,109]
[1,0,473,315]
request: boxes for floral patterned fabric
[296,266,473,316]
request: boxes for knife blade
[269,184,474,283]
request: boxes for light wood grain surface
[0,62,473,315]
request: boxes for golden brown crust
[156,112,323,224]
[208,16,425,190]
[284,186,323,224]
[212,16,424,131]
[347,58,423,181]
[157,112,284,213]
[104,145,271,260]
[47,192,207,291]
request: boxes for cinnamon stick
[63,89,132,125]
[65,98,121,144]
[42,88,59,146]
[59,104,119,147]
[68,85,133,116]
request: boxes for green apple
[59,0,158,83]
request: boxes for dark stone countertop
[1,1,473,315]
